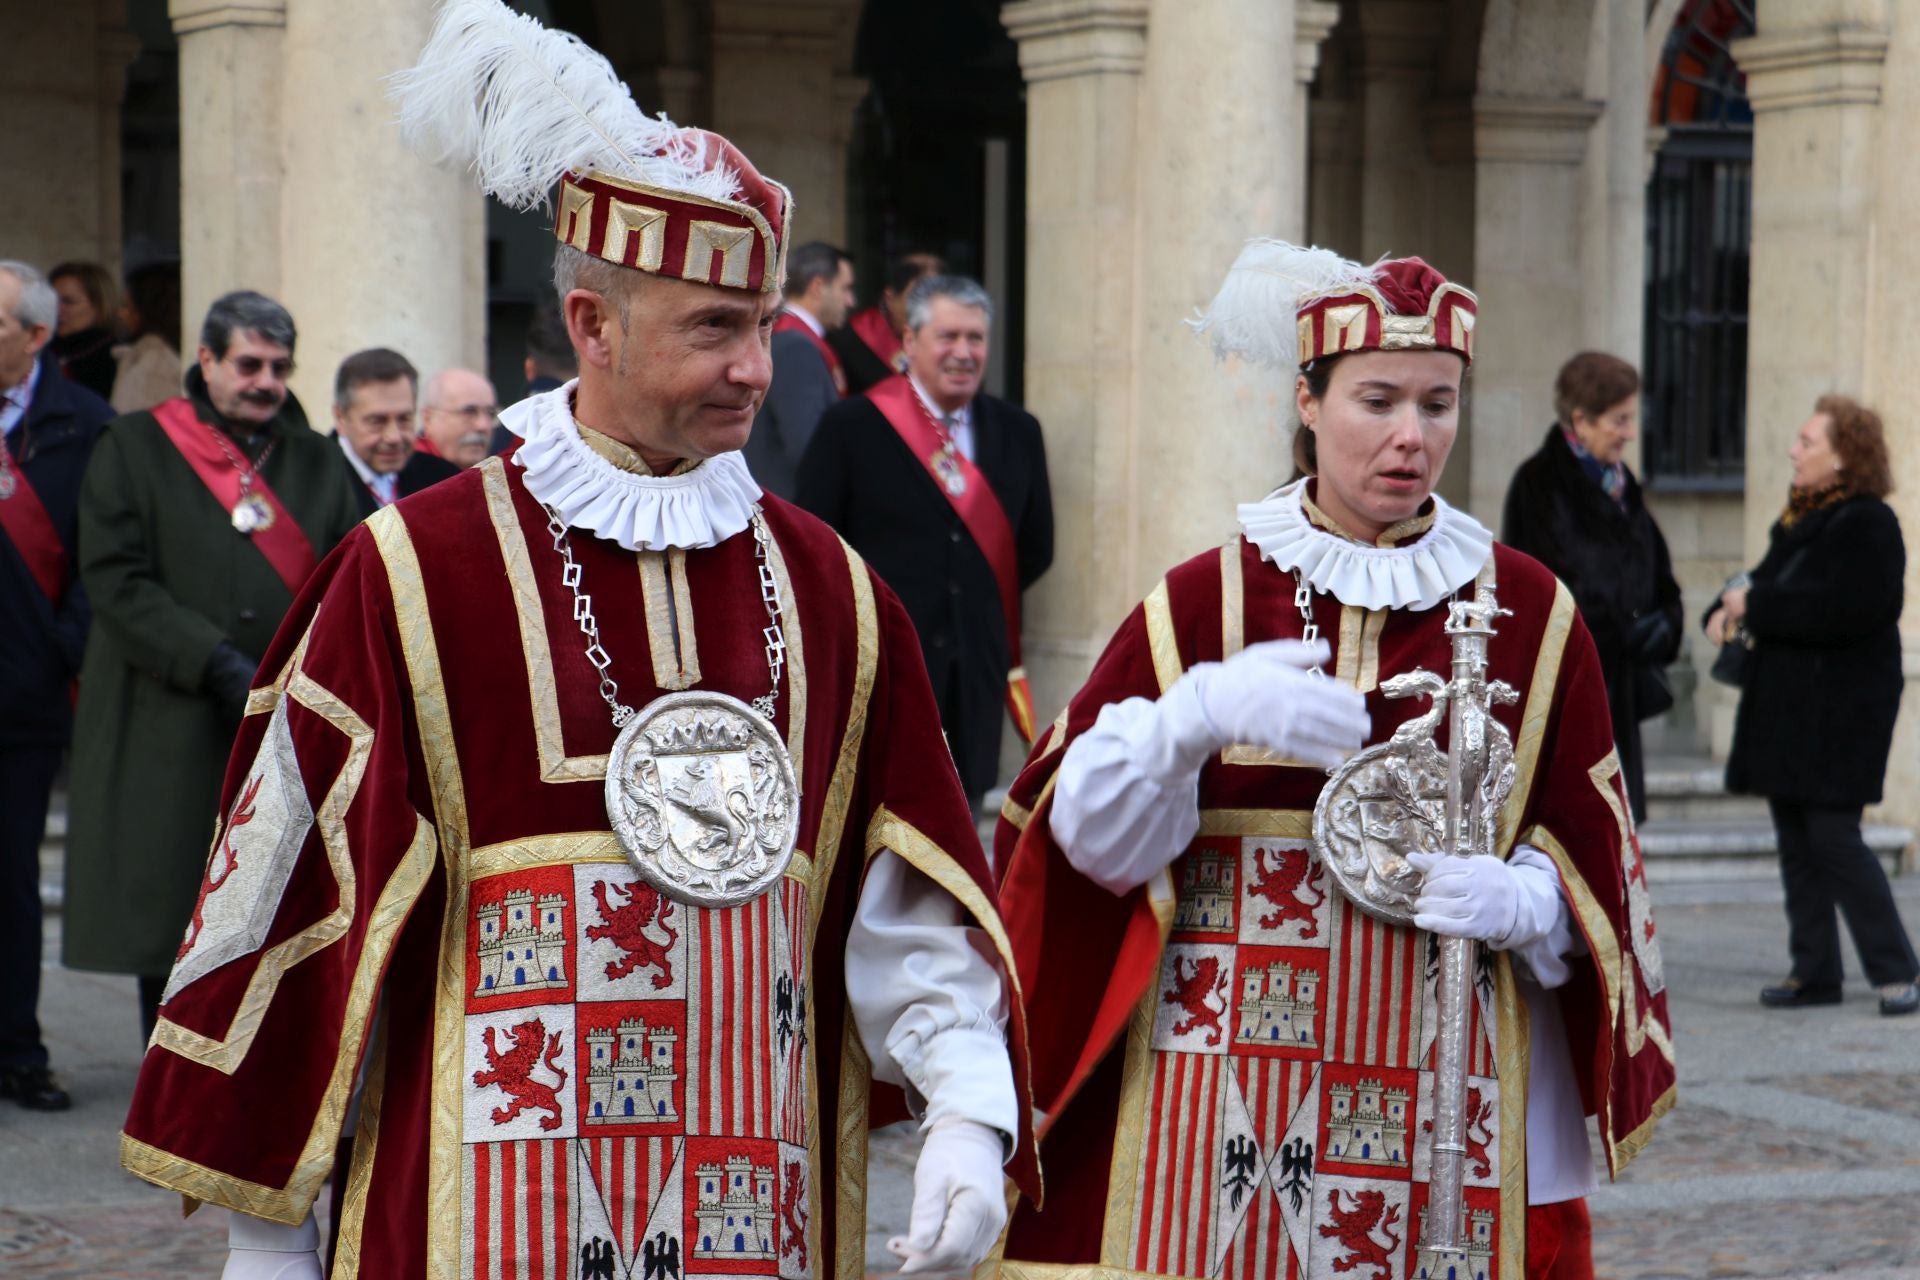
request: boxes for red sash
[774,311,847,396]
[151,398,317,596]
[867,375,1035,741]
[0,456,68,604]
[849,306,907,375]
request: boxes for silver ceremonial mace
[1311,581,1517,1268]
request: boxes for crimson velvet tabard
[866,374,1036,742]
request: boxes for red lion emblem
[1317,1188,1402,1280]
[473,1016,569,1131]
[586,880,677,987]
[1248,846,1325,935]
[178,774,264,961]
[1422,1085,1495,1179]
[1164,955,1227,1046]
[780,1160,808,1266]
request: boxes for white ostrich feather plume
[391,0,737,211]
[1188,240,1382,369]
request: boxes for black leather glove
[202,641,259,722]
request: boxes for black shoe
[1879,983,1920,1016]
[1759,979,1843,1008]
[0,1065,73,1111]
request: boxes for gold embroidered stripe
[1498,579,1574,846]
[808,539,879,947]
[1142,579,1182,695]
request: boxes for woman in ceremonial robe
[993,245,1674,1280]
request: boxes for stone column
[170,0,288,352]
[1000,0,1152,717]
[1355,0,1446,262]
[1737,4,1920,833]
[1291,2,1342,241]
[277,0,485,419]
[709,0,861,245]
[1465,94,1602,524]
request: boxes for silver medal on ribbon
[605,690,799,908]
[231,493,275,534]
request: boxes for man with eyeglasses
[419,366,500,469]
[63,289,361,1043]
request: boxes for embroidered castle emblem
[1325,1079,1410,1166]
[584,1017,680,1124]
[693,1155,777,1259]
[1235,958,1321,1049]
[473,889,571,996]
[1173,849,1237,932]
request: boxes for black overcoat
[0,352,110,747]
[332,433,461,518]
[795,390,1052,797]
[1716,494,1905,809]
[1503,427,1682,819]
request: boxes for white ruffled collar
[1238,479,1492,611]
[499,381,763,551]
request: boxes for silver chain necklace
[1293,569,1327,681]
[542,502,787,726]
[540,498,801,908]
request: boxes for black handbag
[1709,631,1753,687]
[1634,661,1676,718]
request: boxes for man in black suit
[329,347,457,517]
[746,241,854,499]
[491,304,577,455]
[0,260,111,1110]
[797,275,1052,808]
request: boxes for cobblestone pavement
[4,879,1916,1277]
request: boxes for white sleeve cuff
[1051,695,1206,894]
[897,1024,1019,1157]
[1502,844,1582,989]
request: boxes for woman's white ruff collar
[1238,479,1492,611]
[499,381,763,551]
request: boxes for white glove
[223,1210,322,1280]
[888,1116,1009,1275]
[1170,640,1369,772]
[1407,851,1560,950]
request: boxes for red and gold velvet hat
[1191,241,1476,370]
[395,0,791,294]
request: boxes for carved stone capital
[1473,94,1605,165]
[168,0,285,36]
[1001,0,1150,85]
[1733,25,1890,114]
[1295,1,1342,87]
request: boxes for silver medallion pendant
[932,451,967,496]
[605,690,799,908]
[0,468,15,500]
[231,493,275,534]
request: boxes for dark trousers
[0,746,61,1070]
[1771,798,1920,989]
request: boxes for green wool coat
[62,372,364,977]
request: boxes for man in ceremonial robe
[827,252,943,396]
[64,289,362,1040]
[0,261,110,1111]
[797,276,1052,810]
[122,5,1036,1275]
[993,247,1673,1280]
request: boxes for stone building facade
[10,0,1920,833]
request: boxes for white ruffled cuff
[500,381,763,551]
[1238,480,1493,611]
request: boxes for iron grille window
[1643,0,1755,487]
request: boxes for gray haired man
[0,261,112,1111]
[796,275,1054,811]
[62,290,362,1040]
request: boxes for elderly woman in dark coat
[1504,352,1682,821]
[1708,395,1918,1016]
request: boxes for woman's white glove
[1407,851,1559,949]
[888,1116,1009,1275]
[223,1210,321,1279]
[1173,639,1370,771]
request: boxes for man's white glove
[223,1210,322,1280]
[1168,639,1369,772]
[1407,851,1559,950]
[888,1116,1008,1275]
